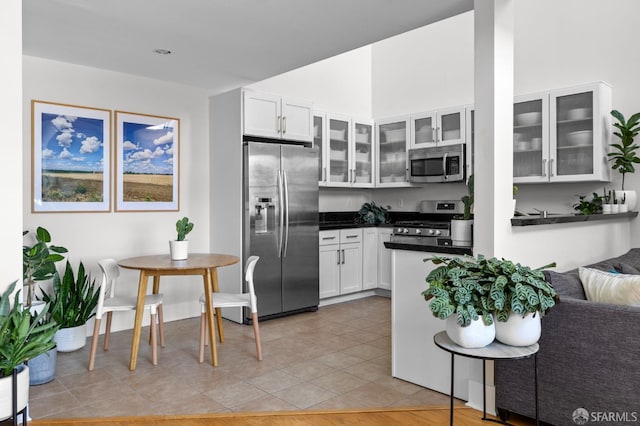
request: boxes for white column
[471,0,514,414]
[0,0,23,292]
[473,0,515,259]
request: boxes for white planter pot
[55,323,87,352]
[29,347,57,385]
[602,203,613,214]
[450,219,473,246]
[0,364,29,419]
[615,190,637,211]
[445,315,495,348]
[495,311,541,347]
[169,240,189,260]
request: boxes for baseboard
[319,290,379,306]
[466,380,496,416]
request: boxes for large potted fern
[40,261,99,352]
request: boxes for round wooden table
[118,253,239,370]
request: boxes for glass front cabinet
[514,81,611,183]
[376,116,410,187]
[315,113,373,188]
[410,106,466,149]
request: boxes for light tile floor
[28,296,457,420]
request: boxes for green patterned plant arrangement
[422,255,558,325]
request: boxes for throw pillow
[578,267,640,306]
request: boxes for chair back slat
[97,259,120,319]
[245,256,260,313]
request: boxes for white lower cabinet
[319,229,362,298]
[377,228,392,290]
[362,228,378,290]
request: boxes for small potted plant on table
[170,217,194,260]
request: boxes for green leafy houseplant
[39,261,99,329]
[479,257,558,322]
[358,202,388,225]
[422,255,493,327]
[609,109,640,191]
[422,255,558,326]
[573,192,603,215]
[459,174,474,220]
[176,217,194,241]
[23,226,68,307]
[0,281,58,377]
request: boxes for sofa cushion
[578,267,640,306]
[615,248,640,271]
[544,270,586,300]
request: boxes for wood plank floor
[31,406,535,425]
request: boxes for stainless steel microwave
[408,144,465,183]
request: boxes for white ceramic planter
[445,315,495,348]
[615,190,637,211]
[169,240,189,260]
[29,347,57,385]
[0,364,29,419]
[55,323,87,352]
[450,219,473,246]
[495,311,541,347]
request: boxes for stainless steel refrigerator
[243,141,319,321]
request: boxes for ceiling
[23,0,473,95]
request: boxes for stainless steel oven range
[389,199,465,247]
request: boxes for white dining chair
[88,258,165,371]
[198,255,262,362]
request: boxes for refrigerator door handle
[277,169,284,258]
[282,170,290,257]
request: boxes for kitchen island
[389,244,485,411]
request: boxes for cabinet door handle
[341,249,345,264]
[322,236,336,240]
[336,250,340,265]
[542,159,547,177]
[322,167,326,182]
[282,116,287,134]
[549,158,554,177]
[277,115,281,133]
[345,235,358,239]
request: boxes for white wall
[22,56,210,332]
[248,45,373,118]
[0,0,22,293]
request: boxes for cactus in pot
[170,217,194,260]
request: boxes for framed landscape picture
[115,111,179,211]
[32,100,111,212]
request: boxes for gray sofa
[495,249,640,426]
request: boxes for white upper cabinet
[513,92,550,183]
[376,116,411,187]
[351,118,374,188]
[513,81,611,183]
[314,114,327,185]
[410,106,466,149]
[317,113,374,188]
[549,82,611,182]
[243,90,313,142]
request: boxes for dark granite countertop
[511,211,638,226]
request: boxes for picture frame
[115,111,179,211]
[32,100,111,213]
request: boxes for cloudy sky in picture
[122,121,174,175]
[41,113,104,173]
